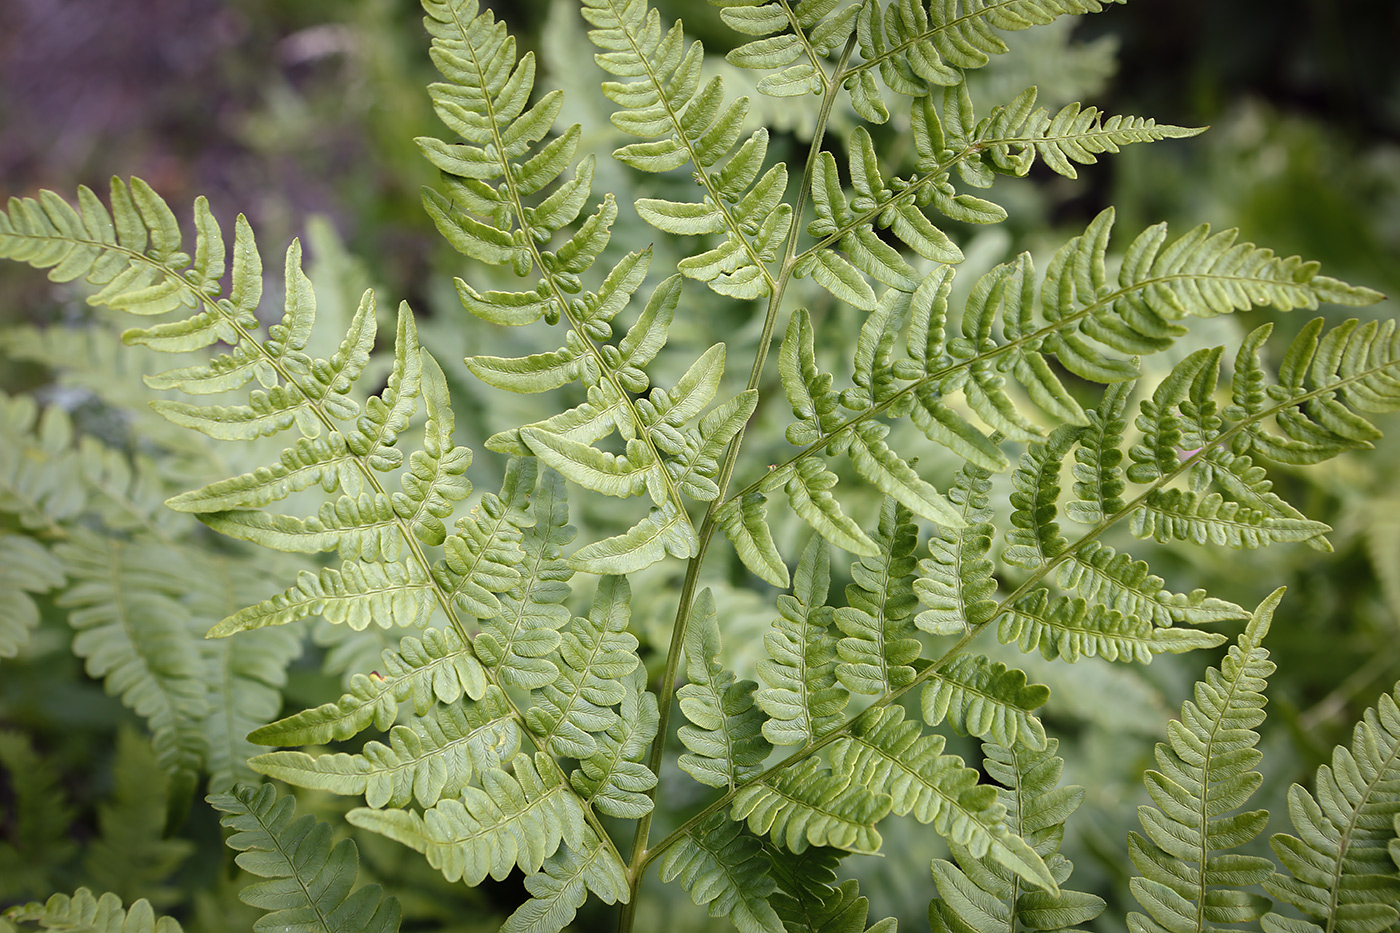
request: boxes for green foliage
[2,0,1399,930]
[209,783,402,932]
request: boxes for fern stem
[642,350,1400,869]
[616,32,859,933]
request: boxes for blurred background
[2,0,1399,929]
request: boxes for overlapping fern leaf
[721,206,1384,584]
[1261,683,1400,933]
[209,783,402,933]
[801,85,1199,309]
[1127,589,1281,933]
[928,739,1103,932]
[582,0,789,300]
[849,0,1126,122]
[422,0,756,574]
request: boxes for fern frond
[475,465,576,690]
[928,739,1104,932]
[570,667,660,819]
[3,890,184,933]
[766,846,897,933]
[716,0,859,100]
[525,574,641,759]
[850,0,1124,121]
[501,831,630,933]
[1228,317,1400,467]
[731,755,891,855]
[655,812,783,933]
[1261,681,1400,933]
[0,393,88,534]
[914,459,999,637]
[81,729,193,907]
[999,589,1226,663]
[0,532,63,659]
[210,783,402,933]
[54,530,208,784]
[831,704,1058,891]
[833,498,922,696]
[1127,589,1281,933]
[250,626,487,746]
[249,686,519,809]
[347,752,588,887]
[0,731,76,901]
[677,588,774,789]
[921,654,1049,750]
[756,536,850,747]
[582,0,788,300]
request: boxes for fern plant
[2,0,1399,931]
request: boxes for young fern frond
[210,783,402,933]
[928,739,1104,932]
[1261,683,1400,933]
[1127,589,1281,933]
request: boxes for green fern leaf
[1130,488,1331,548]
[1000,589,1226,663]
[581,0,787,299]
[756,536,850,746]
[476,465,576,690]
[570,668,659,819]
[914,460,999,637]
[921,655,1049,750]
[3,889,185,933]
[347,752,587,887]
[852,0,1120,121]
[210,783,401,933]
[250,686,518,809]
[655,813,784,933]
[432,454,535,621]
[208,559,436,636]
[0,731,77,901]
[730,755,890,855]
[0,533,63,658]
[832,705,1058,892]
[678,588,774,788]
[525,575,641,759]
[55,530,208,783]
[929,739,1104,933]
[501,831,630,933]
[250,626,488,746]
[834,498,921,695]
[1127,589,1282,933]
[1262,681,1400,933]
[717,491,791,587]
[766,846,897,933]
